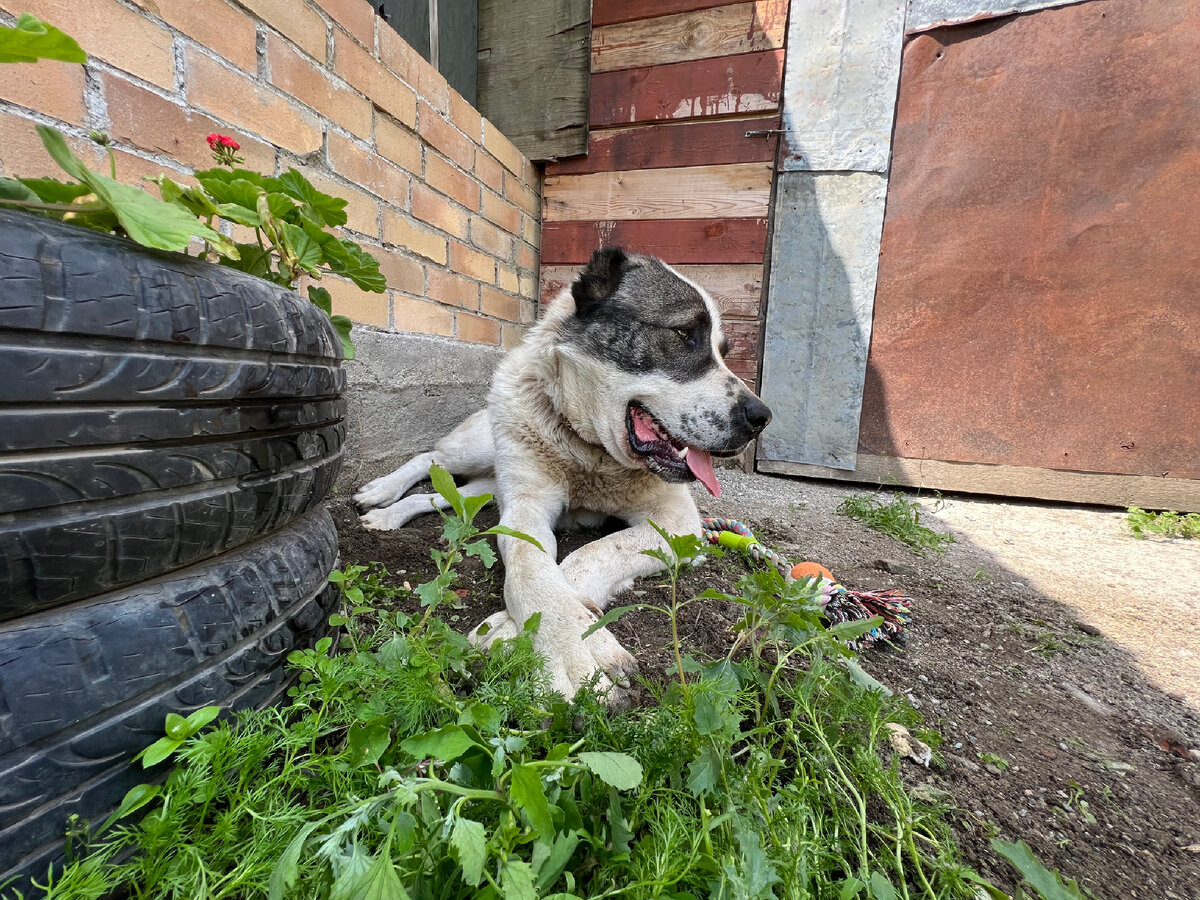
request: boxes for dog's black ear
[571,246,629,316]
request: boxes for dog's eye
[676,328,696,348]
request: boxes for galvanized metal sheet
[906,0,1101,32]
[779,0,906,173]
[758,171,888,470]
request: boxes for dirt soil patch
[330,469,1200,900]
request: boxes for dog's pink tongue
[686,447,721,498]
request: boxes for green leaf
[463,539,497,568]
[578,751,643,791]
[184,705,221,733]
[0,177,40,204]
[869,872,897,900]
[331,314,356,360]
[840,658,893,696]
[164,713,189,740]
[0,14,85,64]
[268,820,325,900]
[347,720,392,767]
[278,167,348,226]
[828,616,885,641]
[323,235,386,292]
[839,877,867,900]
[225,243,274,278]
[500,859,537,900]
[450,817,488,886]
[458,701,502,734]
[429,464,465,518]
[463,493,493,523]
[686,745,720,796]
[37,127,225,253]
[213,202,261,227]
[400,724,477,763]
[308,285,333,315]
[140,735,183,768]
[282,222,323,276]
[18,177,90,203]
[535,831,580,892]
[511,764,554,837]
[482,524,545,552]
[332,850,411,900]
[99,783,161,833]
[581,604,644,640]
[992,839,1089,900]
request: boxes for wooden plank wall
[539,0,790,390]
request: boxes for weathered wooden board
[541,263,766,321]
[758,456,1200,514]
[758,171,888,471]
[541,218,769,264]
[590,50,785,126]
[593,0,738,27]
[543,163,773,222]
[906,0,1100,33]
[477,0,589,161]
[779,0,906,172]
[592,2,787,73]
[545,116,780,176]
[863,0,1200,482]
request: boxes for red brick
[376,20,420,83]
[516,241,538,272]
[482,117,525,176]
[522,214,538,246]
[237,0,328,60]
[427,268,478,309]
[374,246,425,295]
[18,0,174,89]
[501,324,526,348]
[412,182,468,239]
[313,0,375,47]
[393,294,453,336]
[186,49,322,154]
[470,216,512,260]
[518,270,537,299]
[105,74,275,172]
[107,148,191,191]
[448,87,482,142]
[480,190,522,235]
[334,30,416,127]
[323,274,388,326]
[0,109,88,178]
[480,286,521,322]
[425,153,479,212]
[417,101,474,169]
[0,56,85,126]
[382,209,447,264]
[474,152,504,193]
[457,313,501,345]
[328,131,411,203]
[375,113,422,174]
[497,264,520,295]
[152,0,257,72]
[268,35,372,139]
[505,174,540,216]
[450,240,495,283]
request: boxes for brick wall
[539,0,789,390]
[0,0,540,349]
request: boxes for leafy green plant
[1126,506,1200,540]
[0,16,382,359]
[989,839,1097,900]
[838,491,956,556]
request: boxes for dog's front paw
[353,473,406,511]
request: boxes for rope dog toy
[701,517,912,650]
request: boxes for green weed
[838,492,956,557]
[1126,507,1200,540]
[18,467,1081,900]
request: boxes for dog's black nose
[737,395,772,436]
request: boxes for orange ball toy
[790,561,835,582]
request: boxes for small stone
[874,558,918,576]
[1077,622,1103,636]
[985,763,1003,776]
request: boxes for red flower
[206,133,240,150]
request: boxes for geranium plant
[0,14,381,358]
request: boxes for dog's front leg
[559,488,702,610]
[474,485,638,703]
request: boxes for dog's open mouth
[626,402,723,497]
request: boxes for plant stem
[0,198,105,213]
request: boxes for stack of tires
[0,210,346,886]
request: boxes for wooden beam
[541,218,769,264]
[590,50,785,126]
[545,116,780,176]
[592,2,787,74]
[477,0,589,161]
[593,0,736,27]
[757,454,1200,513]
[543,163,773,222]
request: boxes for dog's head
[554,247,772,497]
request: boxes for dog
[354,247,771,702]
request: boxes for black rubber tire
[0,507,341,887]
[0,209,346,619]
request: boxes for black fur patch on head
[563,249,720,382]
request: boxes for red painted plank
[590,50,784,127]
[541,218,768,265]
[593,0,737,27]
[545,116,780,176]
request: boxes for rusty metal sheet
[862,0,1200,480]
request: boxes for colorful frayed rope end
[700,516,913,651]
